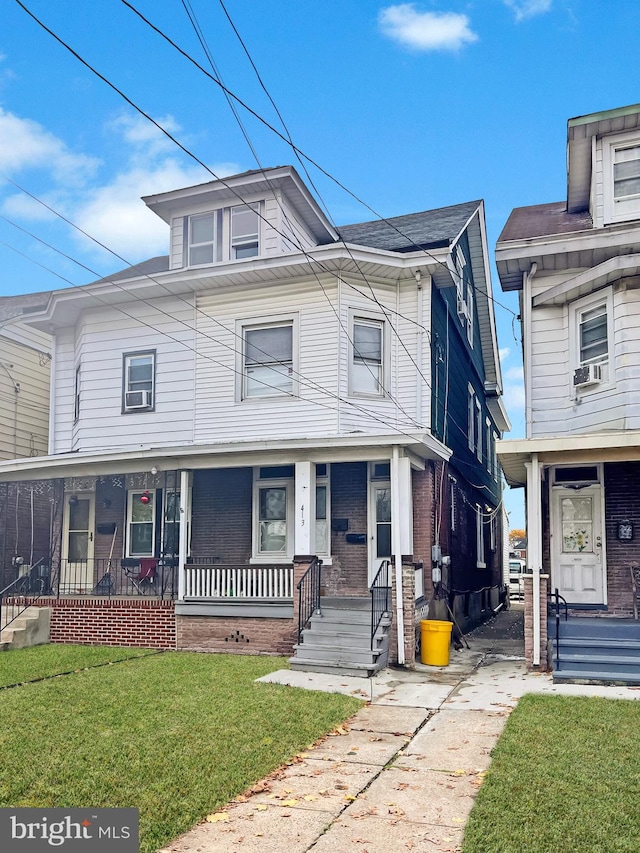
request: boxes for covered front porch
[499,432,640,681]
[0,433,447,666]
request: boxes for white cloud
[0,108,241,263]
[499,346,511,361]
[502,364,525,416]
[378,4,478,51]
[0,108,99,184]
[503,0,552,22]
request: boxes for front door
[551,486,605,605]
[61,494,95,592]
[368,481,391,585]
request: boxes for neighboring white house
[0,166,508,671]
[496,103,640,680]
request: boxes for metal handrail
[0,557,49,636]
[296,557,322,644]
[551,587,568,670]
[370,560,391,651]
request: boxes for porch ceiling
[0,431,452,482]
[498,431,640,486]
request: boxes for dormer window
[231,204,259,259]
[603,133,640,224]
[187,203,260,266]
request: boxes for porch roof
[0,431,452,482]
[497,430,640,487]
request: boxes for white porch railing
[184,565,294,599]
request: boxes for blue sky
[1,0,638,529]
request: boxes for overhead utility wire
[179,0,422,427]
[118,0,518,321]
[12,1,494,448]
[0,202,429,441]
[12,0,423,427]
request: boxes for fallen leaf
[282,799,298,807]
[255,805,268,812]
[303,795,317,802]
[345,794,357,802]
[206,813,229,823]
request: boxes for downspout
[391,445,405,665]
[523,263,537,440]
[415,271,423,425]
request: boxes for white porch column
[294,461,316,556]
[178,469,192,601]
[525,453,542,666]
[391,447,411,665]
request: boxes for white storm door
[368,481,391,585]
[61,494,96,592]
[551,486,604,605]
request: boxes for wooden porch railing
[184,564,294,599]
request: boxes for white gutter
[391,445,405,665]
[415,271,423,423]
[524,264,537,439]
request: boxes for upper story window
[570,290,612,391]
[188,203,260,266]
[243,321,294,399]
[603,133,640,224]
[350,315,385,397]
[454,245,474,346]
[123,351,155,412]
[231,205,259,259]
[74,364,81,423]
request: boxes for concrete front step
[0,607,51,650]
[292,642,384,665]
[553,668,640,686]
[549,617,640,640]
[289,657,385,678]
[554,654,640,675]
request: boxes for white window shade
[244,324,293,397]
[352,319,383,395]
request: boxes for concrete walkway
[158,607,640,853]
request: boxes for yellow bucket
[420,620,453,666]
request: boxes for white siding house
[496,103,640,681]
[0,166,507,670]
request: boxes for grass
[0,647,362,852]
[0,643,153,687]
[462,693,640,853]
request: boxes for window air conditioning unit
[456,293,468,319]
[573,363,603,388]
[125,390,152,409]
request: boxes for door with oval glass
[368,480,391,585]
[551,485,604,605]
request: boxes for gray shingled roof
[0,292,51,323]
[336,200,481,252]
[92,255,170,285]
[498,202,593,243]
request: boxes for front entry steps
[549,616,640,685]
[0,606,51,651]
[290,596,391,678]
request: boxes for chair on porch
[631,565,640,621]
[122,558,157,594]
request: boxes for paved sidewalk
[158,608,640,853]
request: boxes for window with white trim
[449,476,457,532]
[315,465,330,556]
[123,351,155,412]
[127,490,156,557]
[253,468,293,559]
[492,430,499,481]
[485,418,492,472]
[350,316,385,396]
[603,133,640,224]
[475,397,482,462]
[242,321,294,399]
[188,203,260,266]
[569,291,612,388]
[454,245,473,345]
[476,504,486,568]
[579,304,608,366]
[467,385,475,451]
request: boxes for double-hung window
[579,304,608,366]
[476,504,486,568]
[189,211,222,265]
[243,322,294,398]
[351,317,384,396]
[231,204,259,259]
[604,134,640,224]
[570,291,612,389]
[123,351,155,411]
[127,490,155,557]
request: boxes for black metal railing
[370,560,391,651]
[296,557,322,644]
[0,557,49,636]
[550,587,568,670]
[0,558,179,601]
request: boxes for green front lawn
[0,647,362,852]
[462,693,640,853]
